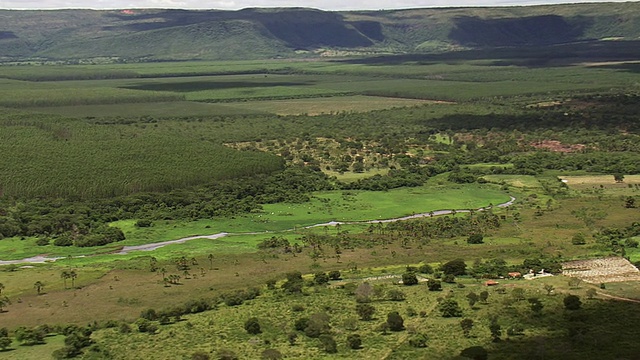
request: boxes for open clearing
[560,174,640,188]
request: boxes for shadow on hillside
[449,15,589,47]
[104,9,373,49]
[335,41,640,68]
[599,63,640,74]
[121,81,314,92]
[483,299,640,360]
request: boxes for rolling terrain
[1,3,640,61]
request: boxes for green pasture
[482,175,543,188]
[27,101,264,118]
[559,175,640,196]
[0,185,509,262]
[223,95,439,115]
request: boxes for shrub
[438,299,463,317]
[191,351,210,360]
[408,333,428,348]
[441,259,467,276]
[135,319,157,334]
[304,313,331,338]
[319,334,337,353]
[282,271,304,294]
[217,349,238,360]
[418,264,434,274]
[564,294,582,310]
[346,334,362,349]
[427,279,442,291]
[261,349,283,360]
[467,234,484,244]
[386,311,405,331]
[460,346,488,360]
[356,303,376,321]
[135,219,153,228]
[571,233,586,245]
[36,237,50,246]
[294,317,310,332]
[328,270,341,280]
[314,272,329,285]
[244,317,261,335]
[387,289,406,301]
[443,274,456,283]
[402,272,418,286]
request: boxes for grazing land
[1,7,640,359]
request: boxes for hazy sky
[0,1,634,11]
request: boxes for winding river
[0,196,515,265]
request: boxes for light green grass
[222,96,442,115]
[482,175,543,188]
[26,101,264,118]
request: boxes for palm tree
[0,282,4,296]
[207,254,214,270]
[34,281,44,295]
[60,271,70,289]
[69,270,77,288]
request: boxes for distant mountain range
[1,2,639,61]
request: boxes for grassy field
[560,174,640,196]
[222,95,442,116]
[482,175,543,189]
[0,184,510,261]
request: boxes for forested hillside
[1,2,640,61]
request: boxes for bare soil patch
[562,257,640,284]
[530,140,586,153]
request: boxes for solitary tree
[460,318,474,337]
[319,334,337,353]
[441,259,467,276]
[386,311,405,331]
[244,317,262,335]
[346,334,362,349]
[467,234,484,244]
[613,173,625,183]
[207,254,214,270]
[34,281,44,295]
[438,299,463,317]
[402,272,418,286]
[0,336,11,351]
[0,283,4,296]
[564,295,582,310]
[466,292,479,308]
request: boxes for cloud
[0,0,633,10]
